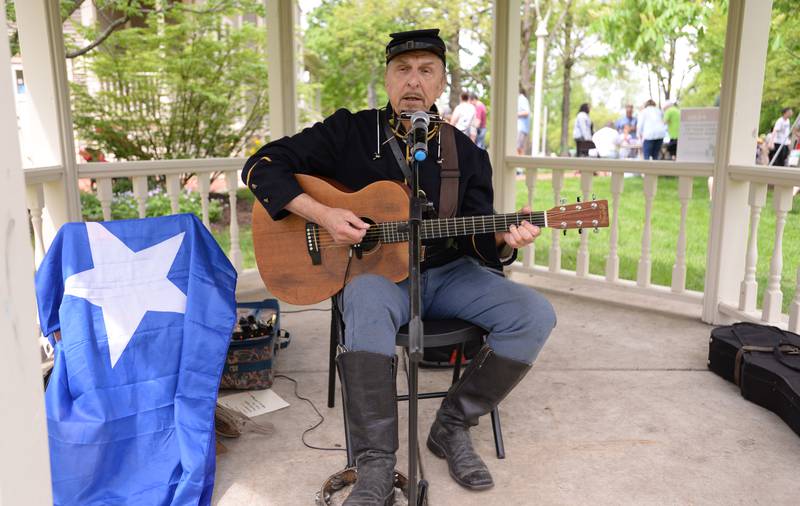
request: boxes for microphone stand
[407,155,428,505]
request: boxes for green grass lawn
[215,174,799,313]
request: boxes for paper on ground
[218,389,290,418]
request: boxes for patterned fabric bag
[220,299,290,390]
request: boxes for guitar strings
[309,208,602,248]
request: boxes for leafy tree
[304,0,491,117]
[70,0,269,164]
[597,0,706,103]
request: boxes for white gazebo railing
[24,158,247,273]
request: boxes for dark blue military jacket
[242,105,514,270]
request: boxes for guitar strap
[437,124,459,219]
[381,109,460,219]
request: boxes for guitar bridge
[305,223,321,265]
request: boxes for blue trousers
[341,256,556,364]
[643,139,663,160]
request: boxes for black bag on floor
[708,322,800,436]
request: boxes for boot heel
[426,435,446,459]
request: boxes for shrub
[81,191,223,223]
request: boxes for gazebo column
[265,0,298,140]
[702,0,773,323]
[0,6,53,504]
[489,0,521,213]
[15,0,82,237]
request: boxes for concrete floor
[213,273,800,505]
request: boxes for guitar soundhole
[359,217,379,252]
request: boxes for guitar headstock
[546,199,609,232]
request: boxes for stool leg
[327,307,339,409]
[490,407,505,459]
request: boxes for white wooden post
[575,171,593,277]
[97,178,113,221]
[26,183,47,267]
[761,186,794,323]
[489,0,520,214]
[523,168,537,268]
[0,5,53,502]
[703,0,773,323]
[671,176,693,293]
[198,172,211,229]
[637,174,658,287]
[166,174,181,214]
[15,0,82,239]
[266,0,297,139]
[227,170,243,272]
[549,169,564,273]
[605,172,624,282]
[738,182,767,312]
[132,176,148,218]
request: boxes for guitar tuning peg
[593,227,599,233]
[592,193,596,201]
[559,198,567,205]
[576,196,581,203]
[578,228,583,234]
[562,229,567,236]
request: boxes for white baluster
[738,182,767,311]
[97,177,113,221]
[25,183,46,267]
[198,171,211,229]
[605,172,624,282]
[637,174,658,287]
[166,174,181,214]
[132,176,148,218]
[226,170,243,272]
[671,176,694,293]
[761,186,794,323]
[523,168,538,268]
[789,267,800,333]
[575,170,593,277]
[549,169,564,273]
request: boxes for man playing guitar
[242,29,556,505]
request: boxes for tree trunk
[559,6,574,156]
[520,0,534,97]
[367,75,377,109]
[447,26,462,111]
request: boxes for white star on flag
[64,222,187,367]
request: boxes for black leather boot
[337,351,398,506]
[427,346,531,490]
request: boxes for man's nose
[406,70,421,88]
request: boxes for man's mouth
[402,96,423,102]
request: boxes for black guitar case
[708,322,800,436]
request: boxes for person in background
[450,90,477,141]
[769,107,794,166]
[470,92,488,149]
[592,121,620,158]
[663,100,680,160]
[637,99,666,160]
[517,88,531,155]
[573,102,593,157]
[615,104,637,133]
[618,124,640,159]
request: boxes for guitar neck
[378,211,547,243]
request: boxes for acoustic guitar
[252,174,609,305]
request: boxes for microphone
[409,111,430,162]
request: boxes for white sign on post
[677,107,719,163]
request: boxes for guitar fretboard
[377,211,547,244]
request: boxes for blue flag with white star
[35,214,237,506]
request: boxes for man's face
[626,105,633,118]
[785,109,794,119]
[385,51,446,113]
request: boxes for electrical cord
[282,308,331,314]
[273,374,345,453]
